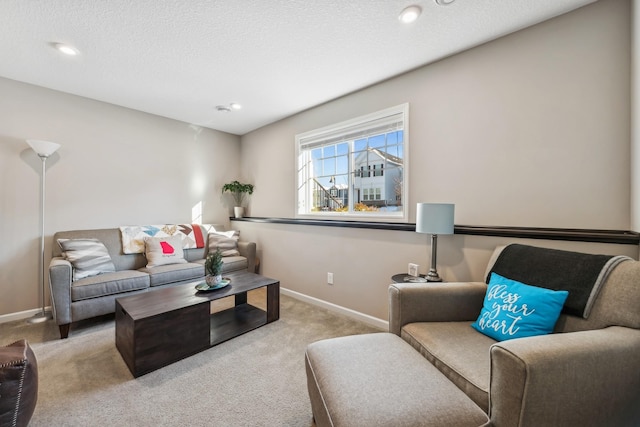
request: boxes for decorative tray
[404,276,428,283]
[195,278,231,292]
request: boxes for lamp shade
[26,139,60,157]
[416,203,454,235]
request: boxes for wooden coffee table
[115,271,279,377]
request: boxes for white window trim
[295,103,409,222]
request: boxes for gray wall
[0,79,241,317]
[237,0,636,322]
[0,0,635,323]
[632,0,640,231]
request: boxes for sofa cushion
[139,262,204,286]
[472,273,568,341]
[57,238,116,281]
[120,224,207,254]
[54,228,147,271]
[144,235,188,267]
[71,270,150,301]
[402,321,495,412]
[194,256,248,274]
[208,230,240,257]
[0,340,38,427]
[221,255,248,272]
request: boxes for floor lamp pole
[26,139,60,324]
[28,154,51,323]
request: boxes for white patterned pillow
[144,235,188,267]
[208,230,240,257]
[57,238,116,281]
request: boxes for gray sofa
[49,223,256,339]
[306,244,640,426]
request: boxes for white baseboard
[281,288,388,331]
[0,307,52,324]
[1,292,388,331]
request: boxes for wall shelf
[231,217,639,246]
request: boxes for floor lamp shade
[27,139,61,157]
[26,139,60,324]
[416,203,455,282]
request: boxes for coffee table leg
[266,282,280,323]
[235,292,247,306]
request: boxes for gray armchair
[389,246,640,427]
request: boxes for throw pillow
[208,230,240,257]
[57,238,116,281]
[471,272,569,341]
[144,235,188,267]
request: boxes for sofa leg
[59,324,70,339]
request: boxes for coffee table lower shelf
[210,303,267,345]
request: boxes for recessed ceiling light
[216,103,242,112]
[399,5,422,24]
[435,0,455,5]
[53,43,79,56]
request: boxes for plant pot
[205,274,222,286]
[233,206,245,218]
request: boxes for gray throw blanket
[487,244,630,318]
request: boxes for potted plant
[204,248,223,286]
[222,180,254,218]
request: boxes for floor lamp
[27,139,61,324]
[416,203,455,282]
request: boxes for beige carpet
[1,293,382,426]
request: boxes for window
[296,104,408,220]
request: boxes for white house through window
[295,104,408,220]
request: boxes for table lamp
[416,203,454,282]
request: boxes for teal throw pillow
[471,272,569,341]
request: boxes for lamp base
[27,311,51,324]
[426,269,443,282]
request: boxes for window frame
[295,103,409,222]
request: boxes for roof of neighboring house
[330,184,348,190]
[355,148,403,166]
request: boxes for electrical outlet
[327,272,334,285]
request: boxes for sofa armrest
[237,241,256,273]
[490,326,640,427]
[388,281,487,335]
[49,257,72,325]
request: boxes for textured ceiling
[0,0,596,135]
